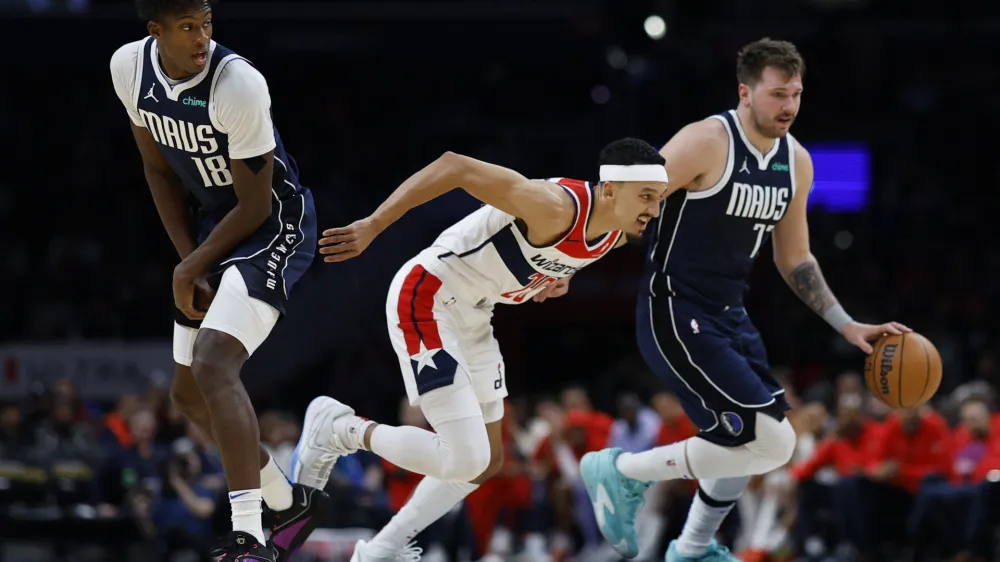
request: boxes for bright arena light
[644,15,667,40]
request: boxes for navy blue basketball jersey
[127,37,317,310]
[133,38,304,222]
[644,110,799,308]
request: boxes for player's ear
[601,181,616,199]
[738,83,751,108]
[147,20,161,39]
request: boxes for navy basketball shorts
[173,190,317,361]
[636,293,790,447]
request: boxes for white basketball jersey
[425,178,623,306]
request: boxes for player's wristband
[822,303,853,333]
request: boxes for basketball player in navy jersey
[110,1,326,560]
[580,39,910,561]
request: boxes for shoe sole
[290,396,336,483]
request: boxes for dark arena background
[1,1,999,561]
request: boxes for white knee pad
[419,384,492,482]
[432,416,492,482]
[746,413,797,471]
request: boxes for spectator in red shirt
[788,395,877,558]
[531,402,612,559]
[911,398,1000,560]
[652,392,698,447]
[952,398,1000,484]
[837,407,952,561]
[866,408,953,493]
[791,398,879,482]
[560,385,614,447]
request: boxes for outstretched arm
[320,152,573,262]
[772,141,909,352]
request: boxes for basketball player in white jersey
[289,138,669,561]
[580,39,908,562]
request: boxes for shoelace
[312,451,339,482]
[396,542,423,562]
[310,434,349,482]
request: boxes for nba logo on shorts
[720,411,743,436]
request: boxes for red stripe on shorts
[396,265,444,355]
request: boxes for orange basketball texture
[863,332,942,409]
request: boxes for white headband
[599,164,668,183]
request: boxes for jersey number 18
[192,155,234,188]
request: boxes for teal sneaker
[665,539,737,561]
[580,448,651,559]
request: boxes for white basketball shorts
[173,265,280,366]
[385,253,508,425]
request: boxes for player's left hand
[841,321,912,354]
[319,217,379,263]
[532,276,572,303]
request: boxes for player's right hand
[533,275,572,302]
[319,217,379,263]
[173,266,207,321]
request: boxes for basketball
[863,332,942,409]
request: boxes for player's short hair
[136,0,215,21]
[736,38,805,86]
[598,138,665,167]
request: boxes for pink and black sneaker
[268,483,331,562]
[210,531,275,561]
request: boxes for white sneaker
[350,540,423,562]
[290,396,358,489]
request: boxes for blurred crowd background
[2,0,999,561]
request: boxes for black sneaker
[268,483,331,562]
[210,531,275,561]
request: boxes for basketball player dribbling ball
[289,139,669,561]
[580,39,911,562]
[110,1,328,560]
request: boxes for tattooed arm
[772,142,840,314]
[773,141,908,352]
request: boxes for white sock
[615,441,695,481]
[260,455,293,511]
[335,415,377,451]
[229,488,266,544]
[675,477,749,557]
[366,477,479,557]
